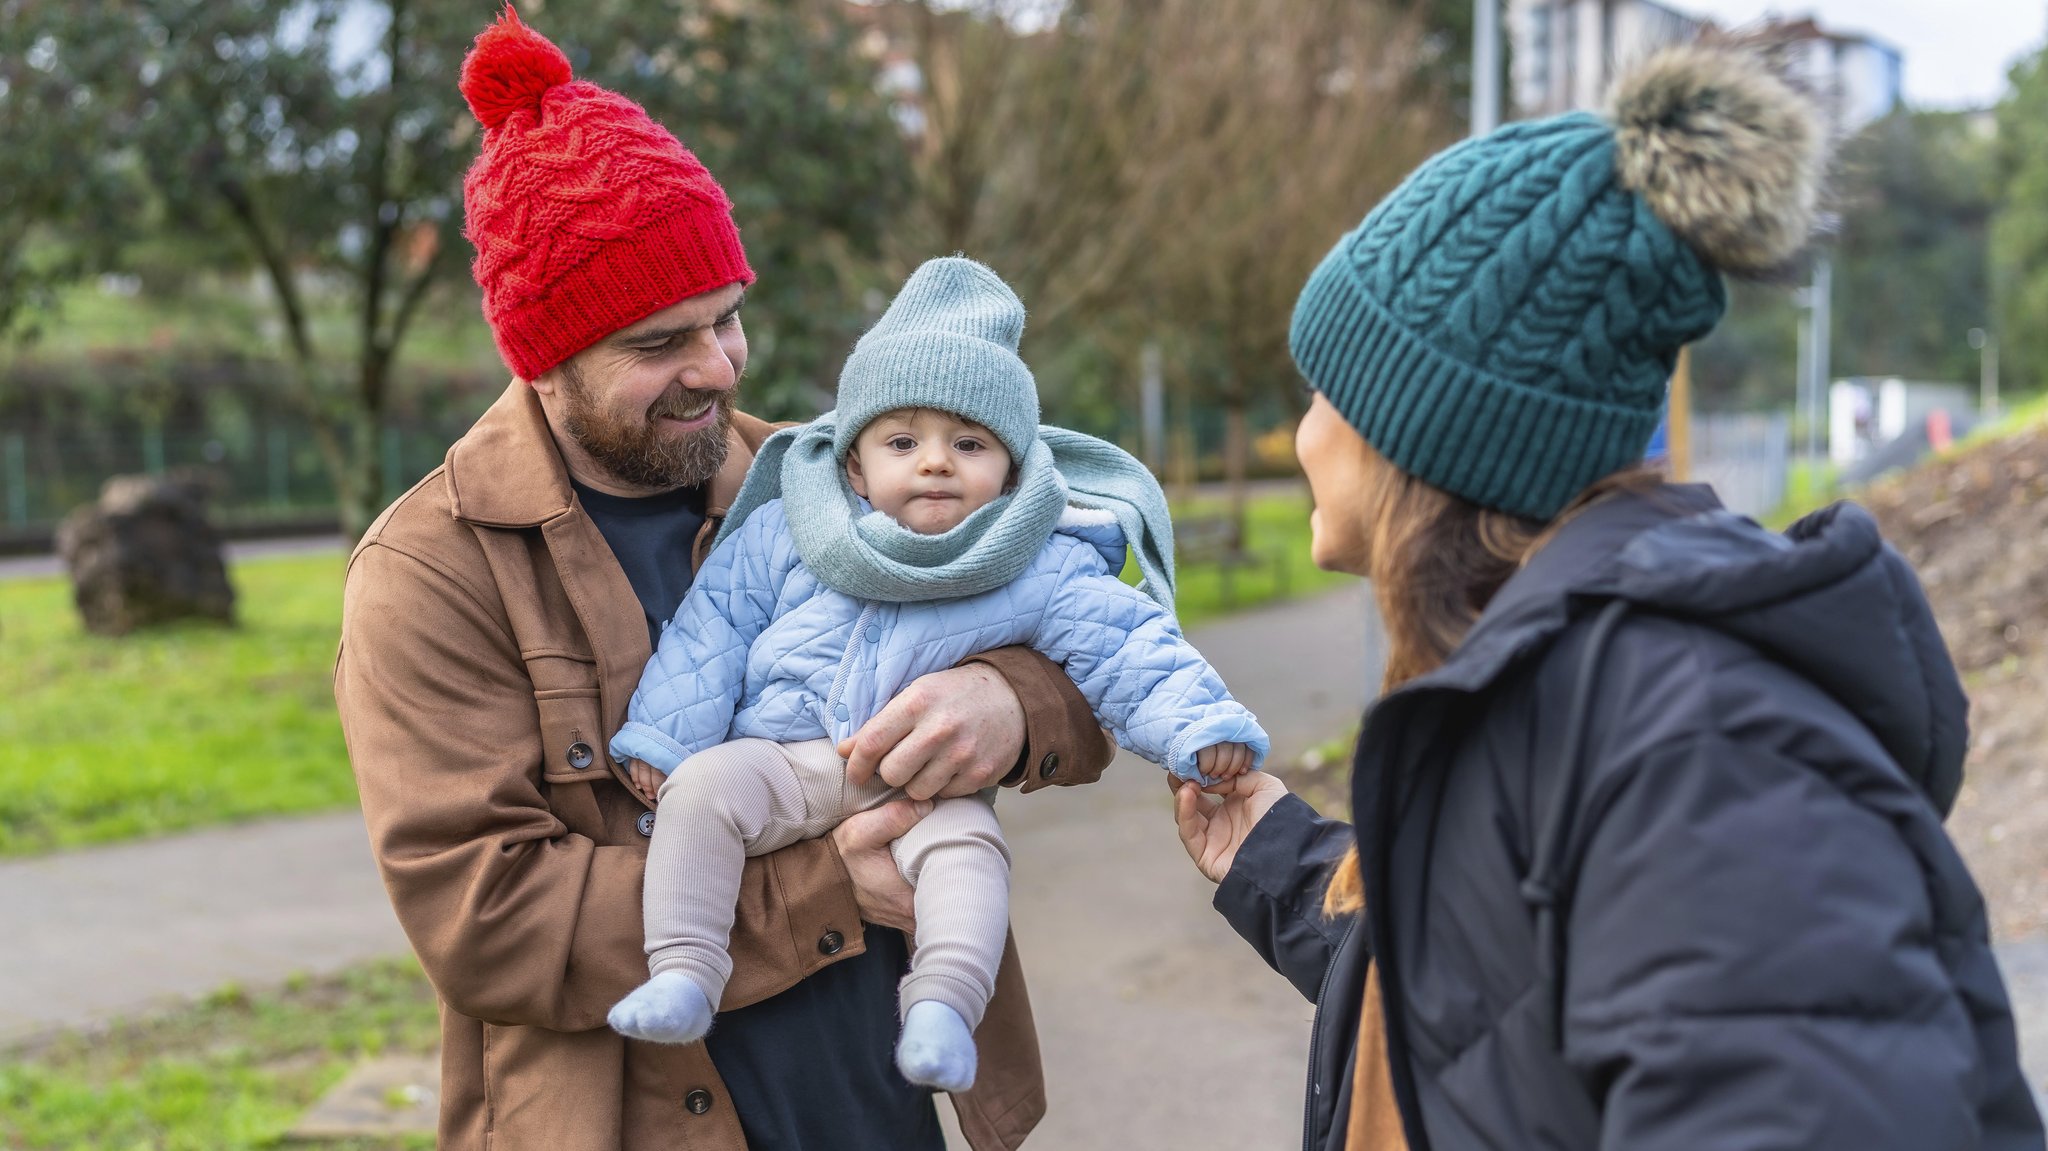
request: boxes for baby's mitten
[896,1000,977,1092]
[608,971,715,1044]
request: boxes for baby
[604,257,1268,1093]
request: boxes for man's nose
[677,329,739,392]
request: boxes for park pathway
[3,581,2045,1144]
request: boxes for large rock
[57,471,235,635]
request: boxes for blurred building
[1507,0,1903,133]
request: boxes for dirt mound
[1863,423,2048,940]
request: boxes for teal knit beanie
[1290,46,1824,520]
[833,256,1038,461]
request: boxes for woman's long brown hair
[1320,447,1663,918]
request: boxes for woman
[1173,44,2045,1151]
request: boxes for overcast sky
[1673,0,2047,108]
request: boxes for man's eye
[715,311,741,329]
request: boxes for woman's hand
[1172,771,1290,884]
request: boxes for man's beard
[558,360,734,490]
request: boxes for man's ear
[526,369,557,398]
[845,451,869,500]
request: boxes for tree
[1994,45,2048,399]
[1140,0,1458,536]
[875,0,1171,345]
[872,0,1457,540]
[1832,110,1995,385]
[0,1,140,342]
[1,0,907,538]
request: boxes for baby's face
[847,408,1013,535]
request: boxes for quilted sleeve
[608,502,796,775]
[1030,544,1269,781]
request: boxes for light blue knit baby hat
[832,256,1039,461]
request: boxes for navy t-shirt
[573,478,943,1150]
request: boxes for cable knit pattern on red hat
[460,7,754,380]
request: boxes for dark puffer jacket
[1217,486,2044,1150]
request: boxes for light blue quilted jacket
[609,498,1268,782]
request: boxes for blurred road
[0,534,348,581]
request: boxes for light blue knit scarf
[715,414,1177,612]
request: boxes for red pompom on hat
[458,5,753,380]
[458,7,570,131]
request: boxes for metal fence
[1692,411,1790,519]
[0,421,467,540]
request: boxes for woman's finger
[1174,780,1208,843]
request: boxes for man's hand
[830,798,932,933]
[838,663,1025,800]
[1172,771,1290,884]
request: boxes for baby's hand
[1194,742,1255,782]
[628,759,664,803]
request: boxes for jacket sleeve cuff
[607,722,689,776]
[961,646,1116,794]
[1213,793,1357,1000]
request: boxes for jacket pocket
[533,675,612,841]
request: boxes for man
[333,11,1112,1150]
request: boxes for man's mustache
[647,388,731,422]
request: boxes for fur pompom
[1609,44,1824,277]
[459,6,572,132]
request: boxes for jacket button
[865,629,880,643]
[566,741,594,770]
[684,1088,713,1115]
[834,703,849,722]
[818,929,845,956]
[1038,752,1060,779]
[637,811,656,837]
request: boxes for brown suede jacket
[334,382,1114,1150]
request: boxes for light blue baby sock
[608,971,714,1044]
[896,1000,977,1092]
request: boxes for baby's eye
[954,438,984,453]
[888,436,916,451]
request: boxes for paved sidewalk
[0,812,408,1044]
[0,534,347,581]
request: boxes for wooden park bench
[1174,513,1289,609]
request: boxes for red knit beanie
[458,7,754,380]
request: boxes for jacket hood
[1438,486,1969,814]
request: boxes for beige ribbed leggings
[644,737,1010,1029]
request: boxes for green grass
[1149,491,1351,629]
[0,491,1341,857]
[14,276,498,376]
[1961,389,2048,449]
[0,958,439,1151]
[0,552,353,856]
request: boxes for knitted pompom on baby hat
[1287,43,1824,520]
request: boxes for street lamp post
[1968,327,2000,421]
[1472,0,1500,136]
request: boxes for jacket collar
[445,380,761,527]
[1403,484,1724,698]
